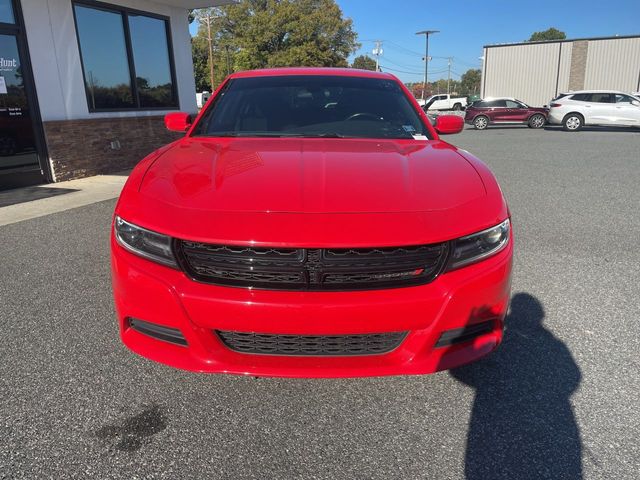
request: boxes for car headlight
[114,216,177,268]
[446,219,510,271]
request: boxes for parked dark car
[464,98,549,130]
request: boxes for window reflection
[74,5,134,110]
[129,15,177,108]
[73,3,177,111]
[0,0,15,24]
[0,34,39,170]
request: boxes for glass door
[0,0,48,190]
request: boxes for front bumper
[111,234,513,378]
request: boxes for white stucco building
[0,0,231,190]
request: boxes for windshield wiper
[202,132,355,139]
[203,132,305,138]
[299,132,350,138]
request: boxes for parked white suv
[548,90,640,131]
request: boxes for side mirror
[164,112,192,132]
[632,100,640,107]
[434,115,464,135]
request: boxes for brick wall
[43,115,184,182]
[568,40,589,92]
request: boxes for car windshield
[194,75,431,140]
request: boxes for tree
[194,8,219,91]
[351,55,377,71]
[192,34,212,92]
[529,28,566,42]
[191,0,359,90]
[459,68,481,95]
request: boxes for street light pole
[416,30,439,101]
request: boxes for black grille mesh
[177,240,448,291]
[216,330,407,356]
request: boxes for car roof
[228,67,397,80]
[562,90,630,94]
[476,97,521,102]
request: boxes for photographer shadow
[450,293,583,479]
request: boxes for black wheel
[452,103,462,111]
[474,115,489,130]
[562,113,583,132]
[528,114,546,129]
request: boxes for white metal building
[480,35,640,107]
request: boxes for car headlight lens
[114,216,177,268]
[447,219,510,271]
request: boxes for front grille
[216,330,407,356]
[176,241,449,291]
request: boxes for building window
[73,2,178,112]
[0,0,15,24]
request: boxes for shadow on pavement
[0,186,79,208]
[449,293,583,480]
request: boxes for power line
[378,57,425,73]
[378,65,425,75]
[378,64,448,77]
[384,40,423,57]
[453,57,482,68]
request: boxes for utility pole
[225,45,231,76]
[196,8,218,90]
[446,57,453,94]
[416,30,439,101]
[205,15,215,89]
[372,40,383,72]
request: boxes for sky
[190,0,640,84]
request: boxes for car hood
[139,137,486,214]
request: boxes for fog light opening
[435,320,496,348]
[127,318,188,347]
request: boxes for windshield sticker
[412,134,428,140]
[402,125,416,132]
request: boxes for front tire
[528,114,546,129]
[562,113,583,132]
[474,116,489,130]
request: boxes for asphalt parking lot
[1,126,639,479]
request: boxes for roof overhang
[156,0,236,8]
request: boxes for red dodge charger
[111,68,512,377]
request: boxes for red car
[465,98,548,130]
[111,68,513,378]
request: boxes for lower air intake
[216,330,407,356]
[128,318,187,346]
[435,321,495,348]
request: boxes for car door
[584,93,615,125]
[430,95,447,110]
[613,94,640,125]
[489,100,509,121]
[503,100,529,122]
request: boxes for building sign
[0,56,17,71]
